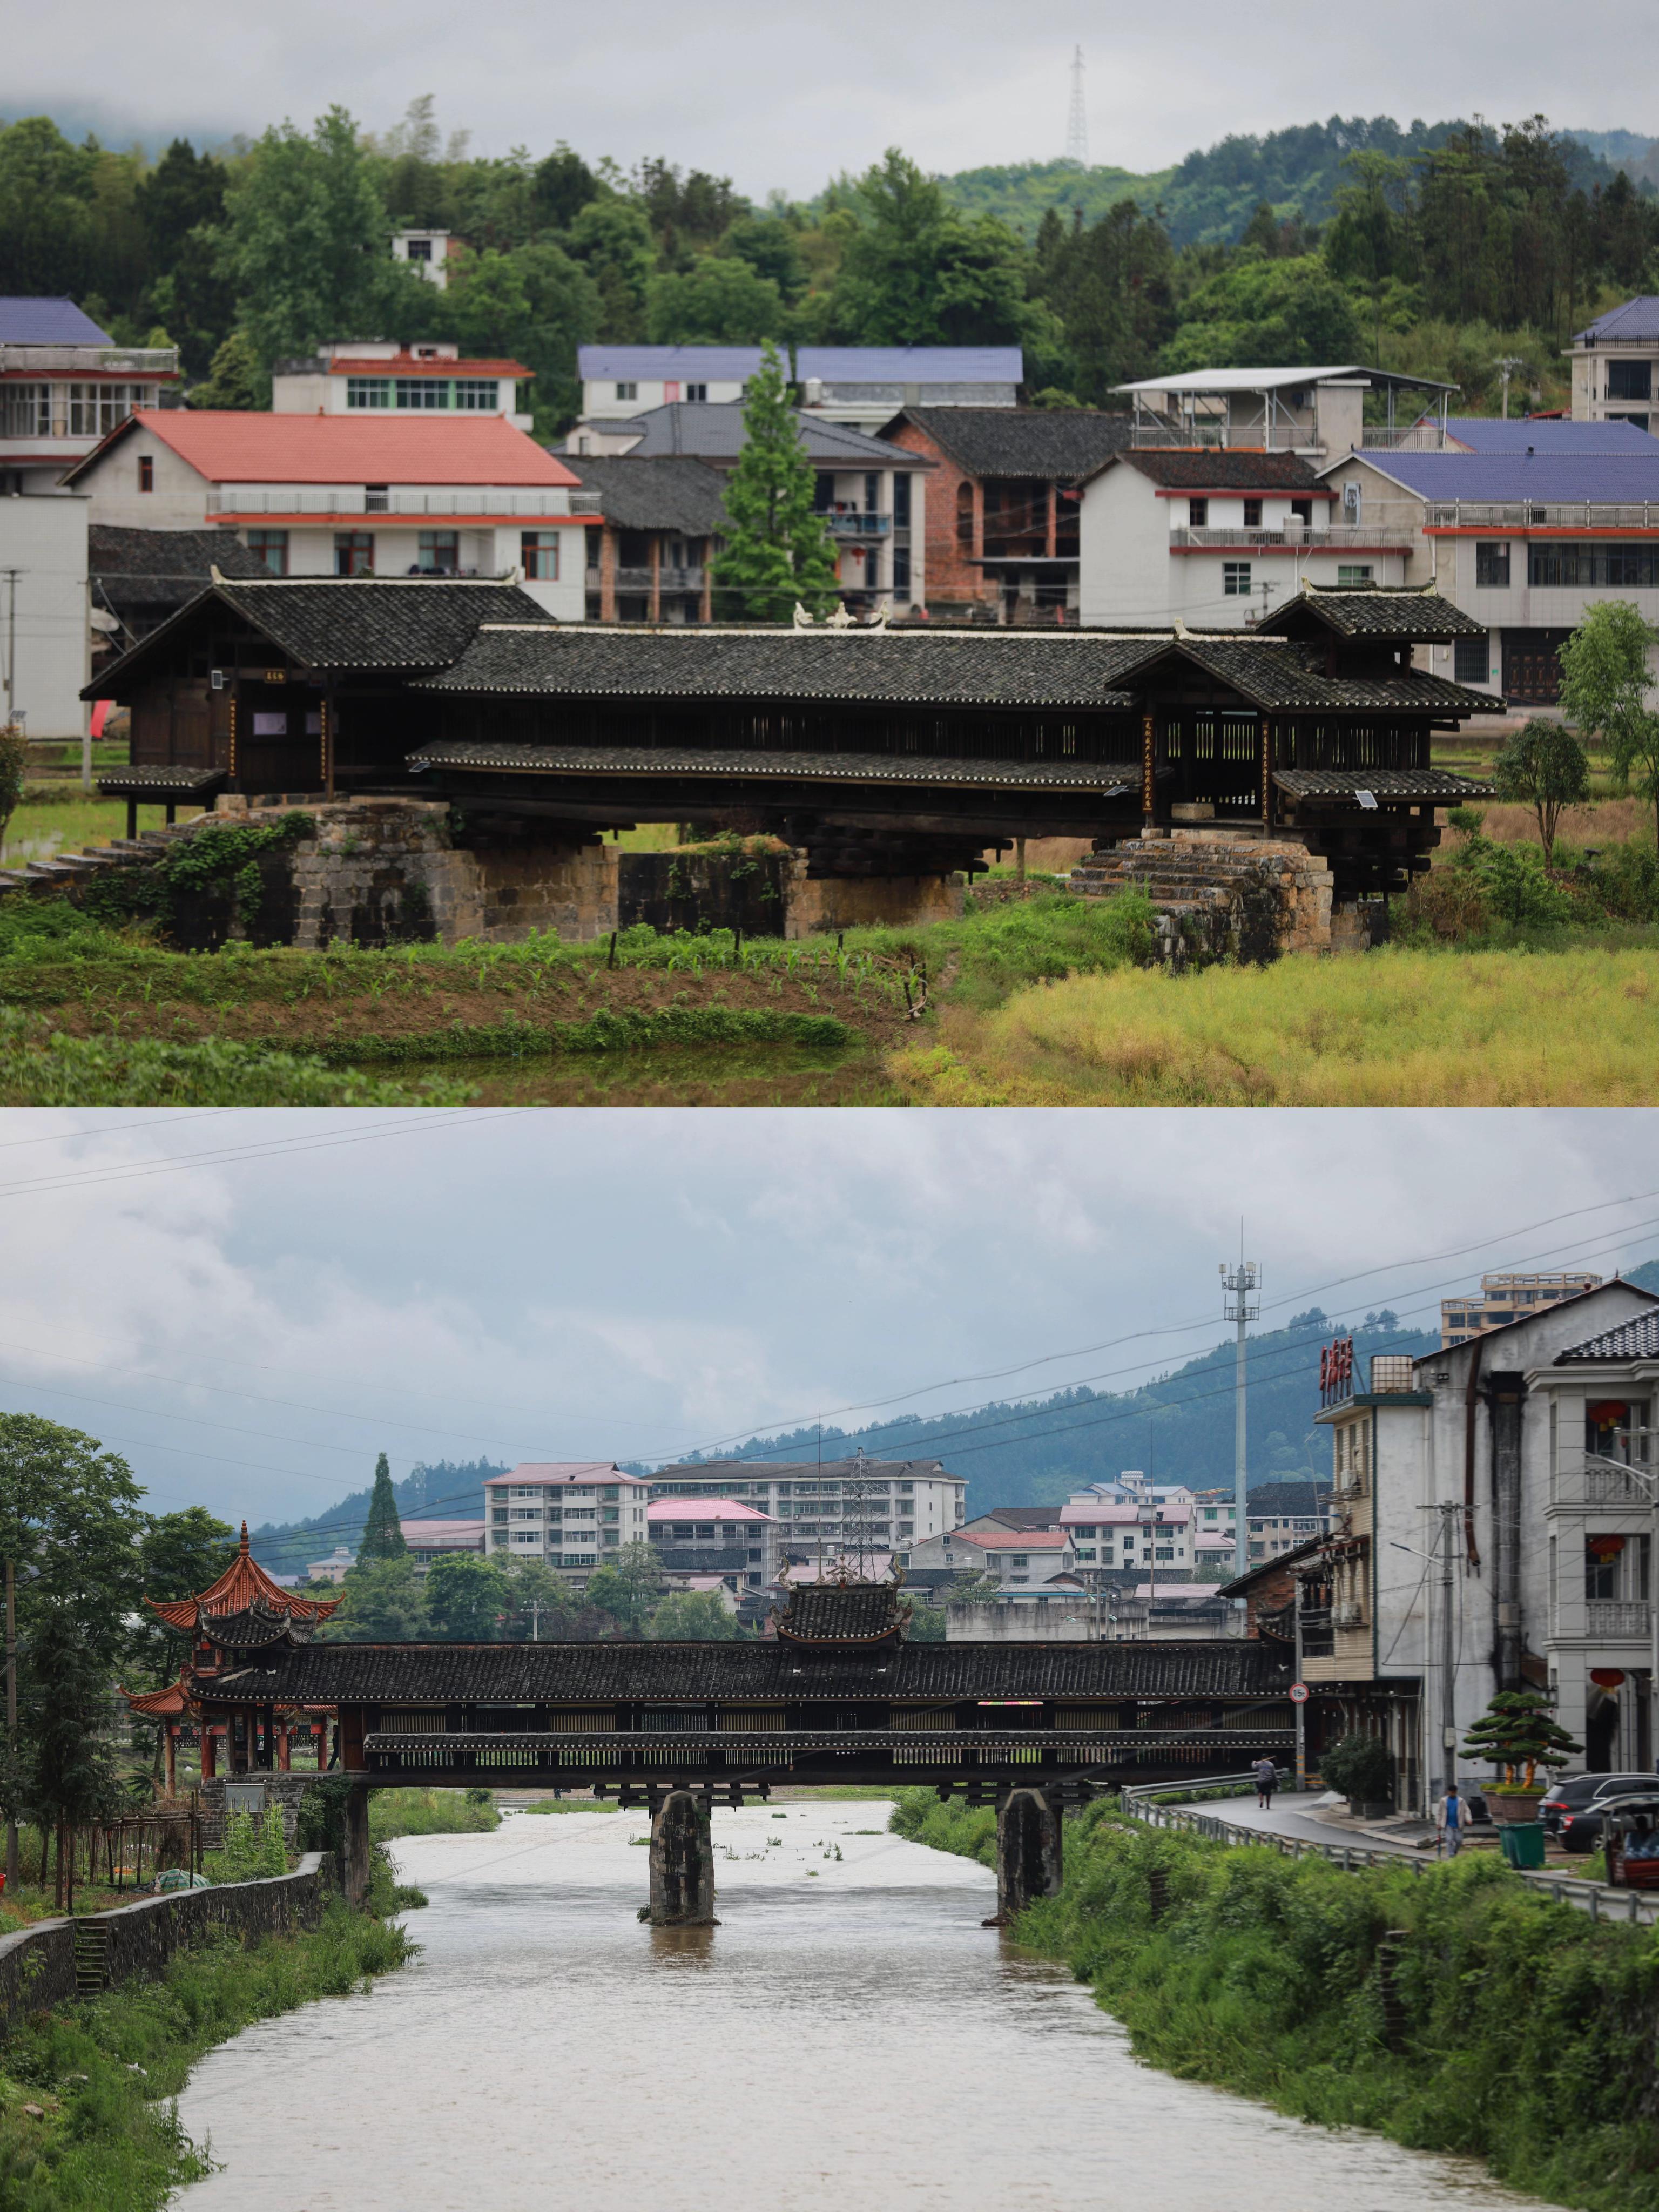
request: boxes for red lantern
[1588,1401,1630,1428]
[1587,1534,1628,1561]
[1591,1668,1627,1689]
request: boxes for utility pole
[1293,1573,1306,1788]
[1221,1244,1259,1579]
[4,1559,16,1892]
[1493,356,1525,421]
[1,569,18,726]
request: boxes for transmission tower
[838,1446,882,1581]
[1065,46,1088,168]
[1220,1239,1260,1578]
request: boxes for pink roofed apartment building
[484,1463,651,1584]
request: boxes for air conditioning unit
[1333,1600,1365,1628]
[1339,1469,1363,1495]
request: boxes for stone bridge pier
[995,1787,1063,1924]
[649,1791,716,1925]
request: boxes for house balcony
[822,511,891,538]
[1586,1600,1652,1639]
[212,488,575,517]
[1168,525,1416,549]
[0,344,178,374]
[1556,1453,1656,1509]
[1131,420,1322,453]
[610,564,705,592]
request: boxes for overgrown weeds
[893,1793,1659,2212]
[368,1788,501,1842]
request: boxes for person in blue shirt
[1439,1782,1465,1856]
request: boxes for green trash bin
[1499,1822,1546,1870]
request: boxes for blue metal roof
[1355,449,1659,502]
[579,344,1023,385]
[0,296,113,345]
[1573,297,1659,343]
[1445,416,1656,453]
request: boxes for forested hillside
[3,100,1657,430]
[250,1456,504,1575]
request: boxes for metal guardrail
[1119,1777,1659,1927]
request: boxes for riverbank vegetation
[0,1900,413,2212]
[368,1788,501,1840]
[892,1792,1659,2212]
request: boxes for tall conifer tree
[359,1452,407,1563]
[711,340,841,623]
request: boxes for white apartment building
[649,1455,966,1559]
[271,340,530,429]
[390,231,454,289]
[63,410,588,619]
[1306,1280,1659,1813]
[0,296,178,496]
[0,492,90,738]
[1058,1477,1197,1574]
[576,345,1022,431]
[484,1461,651,1581]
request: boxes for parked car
[1539,1772,1658,1852]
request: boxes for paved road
[1171,1792,1435,1858]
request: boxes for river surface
[174,1803,1562,2212]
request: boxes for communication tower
[1065,46,1089,168]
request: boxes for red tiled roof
[327,354,531,379]
[85,410,577,488]
[145,1524,342,1629]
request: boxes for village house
[0,296,178,496]
[1441,1272,1606,1346]
[563,401,931,616]
[902,1523,1077,1590]
[1315,441,1659,704]
[62,410,587,618]
[1568,297,1659,430]
[484,1462,651,1586]
[270,338,532,427]
[1292,1279,1659,1816]
[879,407,1131,624]
[644,1496,780,1587]
[557,454,727,622]
[402,1518,487,1569]
[574,344,1021,435]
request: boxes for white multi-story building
[649,1455,966,1560]
[271,340,530,429]
[0,296,178,496]
[1304,1279,1659,1813]
[1058,1475,1197,1574]
[0,491,90,738]
[484,1462,651,1583]
[1568,298,1659,431]
[390,231,454,289]
[63,410,588,619]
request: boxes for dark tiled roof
[1218,1535,1328,1600]
[89,578,554,696]
[0,296,115,345]
[1257,584,1487,643]
[560,455,729,535]
[979,1505,1065,1528]
[1178,638,1495,714]
[1274,768,1498,800]
[90,527,271,584]
[619,402,932,468]
[416,624,1148,706]
[777,1584,905,1643]
[1574,298,1659,343]
[1114,451,1326,494]
[895,407,1134,480]
[1246,1483,1332,1518]
[1554,1306,1659,1364]
[408,739,1139,795]
[199,1637,1295,1704]
[97,766,226,797]
[208,1608,318,1649]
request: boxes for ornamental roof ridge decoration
[144,1522,343,1631]
[771,1572,911,1649]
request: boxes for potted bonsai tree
[1460,1691,1581,1823]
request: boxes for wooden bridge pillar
[995,1788,1062,1924]
[649,1790,715,1926]
[344,1785,371,1908]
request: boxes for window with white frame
[1336,564,1373,585]
[615,382,638,401]
[0,383,49,437]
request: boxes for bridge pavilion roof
[146,1523,342,1633]
[188,1636,1293,1708]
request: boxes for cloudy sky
[4,0,1644,199]
[2,1107,1654,1535]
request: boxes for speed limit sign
[1289,1683,1310,1704]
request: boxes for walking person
[1438,1780,1465,1858]
[1253,1755,1278,1810]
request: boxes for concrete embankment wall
[0,1852,327,2036]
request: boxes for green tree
[647,1589,743,1640]
[359,1452,407,1564]
[583,1541,663,1632]
[646,255,786,343]
[0,119,99,298]
[721,217,808,305]
[449,240,601,434]
[532,144,601,231]
[1557,600,1659,847]
[1461,1688,1581,1791]
[709,341,840,623]
[328,1555,426,1641]
[221,106,423,375]
[501,1558,577,1641]
[188,330,262,409]
[1493,715,1591,855]
[424,1553,510,1640]
[23,1600,125,1907]
[1158,253,1362,372]
[0,724,28,845]
[563,197,656,342]
[130,1507,237,1684]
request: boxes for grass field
[892,943,1659,1105]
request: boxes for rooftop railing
[1425,501,1659,529]
[212,488,575,517]
[1130,420,1321,451]
[0,345,178,374]
[1169,524,1416,548]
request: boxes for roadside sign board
[1289,1683,1310,1704]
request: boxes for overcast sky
[1,1107,1654,1535]
[3,0,1645,199]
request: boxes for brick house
[881,407,1132,623]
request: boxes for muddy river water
[173,1803,1563,2212]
